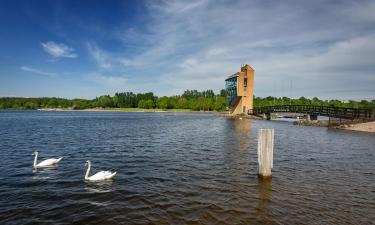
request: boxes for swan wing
[89,171,116,181]
[36,157,63,167]
[106,171,116,179]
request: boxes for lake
[0,111,374,224]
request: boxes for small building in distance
[225,64,254,114]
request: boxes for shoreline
[339,121,375,133]
[293,119,375,134]
[34,108,223,113]
[253,115,375,134]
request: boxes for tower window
[244,77,247,87]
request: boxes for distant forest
[0,89,374,111]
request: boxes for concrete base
[258,174,272,180]
[306,114,318,121]
[310,114,318,120]
[262,113,271,120]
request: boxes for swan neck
[85,162,91,179]
[33,152,38,167]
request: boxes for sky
[0,0,374,100]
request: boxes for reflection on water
[256,179,272,223]
[0,111,374,224]
[85,181,115,193]
[32,165,60,179]
[233,118,252,151]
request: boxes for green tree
[177,97,188,109]
[24,102,38,109]
[214,96,227,111]
[157,97,169,109]
[138,99,154,109]
[98,95,113,108]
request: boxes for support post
[310,114,318,120]
[257,129,274,179]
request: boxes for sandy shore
[342,121,375,133]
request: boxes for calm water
[0,111,374,224]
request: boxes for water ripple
[0,111,374,224]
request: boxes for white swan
[84,160,116,181]
[33,151,63,168]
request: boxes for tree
[138,100,146,109]
[98,95,113,108]
[157,97,169,109]
[177,97,188,109]
[24,102,38,110]
[0,91,373,111]
[219,89,227,97]
[138,99,154,109]
[214,96,227,111]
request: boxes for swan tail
[109,172,117,179]
[56,157,63,162]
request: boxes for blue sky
[0,0,374,100]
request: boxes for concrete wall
[231,97,243,114]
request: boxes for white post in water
[257,129,274,179]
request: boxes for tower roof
[241,64,254,71]
[225,64,254,80]
[225,72,241,81]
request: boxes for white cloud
[96,75,126,87]
[148,0,208,14]
[345,0,375,22]
[85,73,127,89]
[39,0,372,99]
[20,66,57,77]
[111,0,375,99]
[179,58,199,69]
[87,43,112,68]
[205,48,227,57]
[41,41,78,58]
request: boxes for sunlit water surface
[0,111,374,224]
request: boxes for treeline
[97,90,227,111]
[0,90,227,111]
[254,96,375,109]
[0,91,374,111]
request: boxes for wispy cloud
[105,0,375,99]
[41,41,78,58]
[22,1,374,99]
[85,72,127,90]
[20,66,57,77]
[87,43,112,68]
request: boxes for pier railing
[251,105,375,121]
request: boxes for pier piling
[257,129,274,179]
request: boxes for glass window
[225,77,238,105]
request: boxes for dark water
[0,111,374,225]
